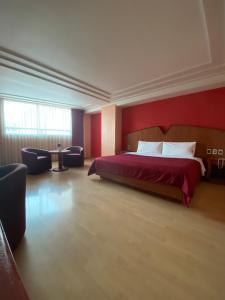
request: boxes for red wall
[90,87,225,154]
[91,113,101,157]
[122,87,225,140]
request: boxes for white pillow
[137,141,163,155]
[162,142,196,157]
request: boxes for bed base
[96,170,183,203]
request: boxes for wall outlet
[212,149,218,155]
[218,149,224,156]
[127,144,131,150]
[207,148,212,155]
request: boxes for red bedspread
[88,154,202,206]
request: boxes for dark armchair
[0,164,27,249]
[63,146,84,167]
[21,148,52,174]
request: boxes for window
[3,100,72,136]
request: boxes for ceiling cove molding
[113,71,225,107]
[199,0,212,61]
[112,62,212,99]
[86,70,225,113]
[85,104,104,114]
[0,47,111,103]
[112,64,225,101]
[0,93,84,109]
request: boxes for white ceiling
[0,0,225,111]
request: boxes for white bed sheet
[126,152,206,176]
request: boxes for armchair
[63,146,84,167]
[21,148,52,174]
[0,163,27,249]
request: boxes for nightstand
[116,150,128,155]
[206,156,225,183]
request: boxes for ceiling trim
[114,71,225,107]
[111,64,225,101]
[86,70,225,113]
[0,93,84,109]
[112,63,211,99]
[0,47,111,103]
[199,0,212,62]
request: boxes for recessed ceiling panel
[0,66,103,107]
[0,0,210,93]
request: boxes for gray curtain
[72,109,84,147]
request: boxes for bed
[88,125,225,206]
[88,153,205,206]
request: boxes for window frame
[3,100,72,137]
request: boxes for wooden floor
[14,160,225,300]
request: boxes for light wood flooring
[14,160,225,300]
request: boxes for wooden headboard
[126,125,225,158]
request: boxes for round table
[49,149,71,172]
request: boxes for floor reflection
[26,172,73,219]
[13,163,225,300]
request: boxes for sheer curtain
[0,99,72,164]
[0,98,4,165]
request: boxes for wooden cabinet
[0,222,29,300]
